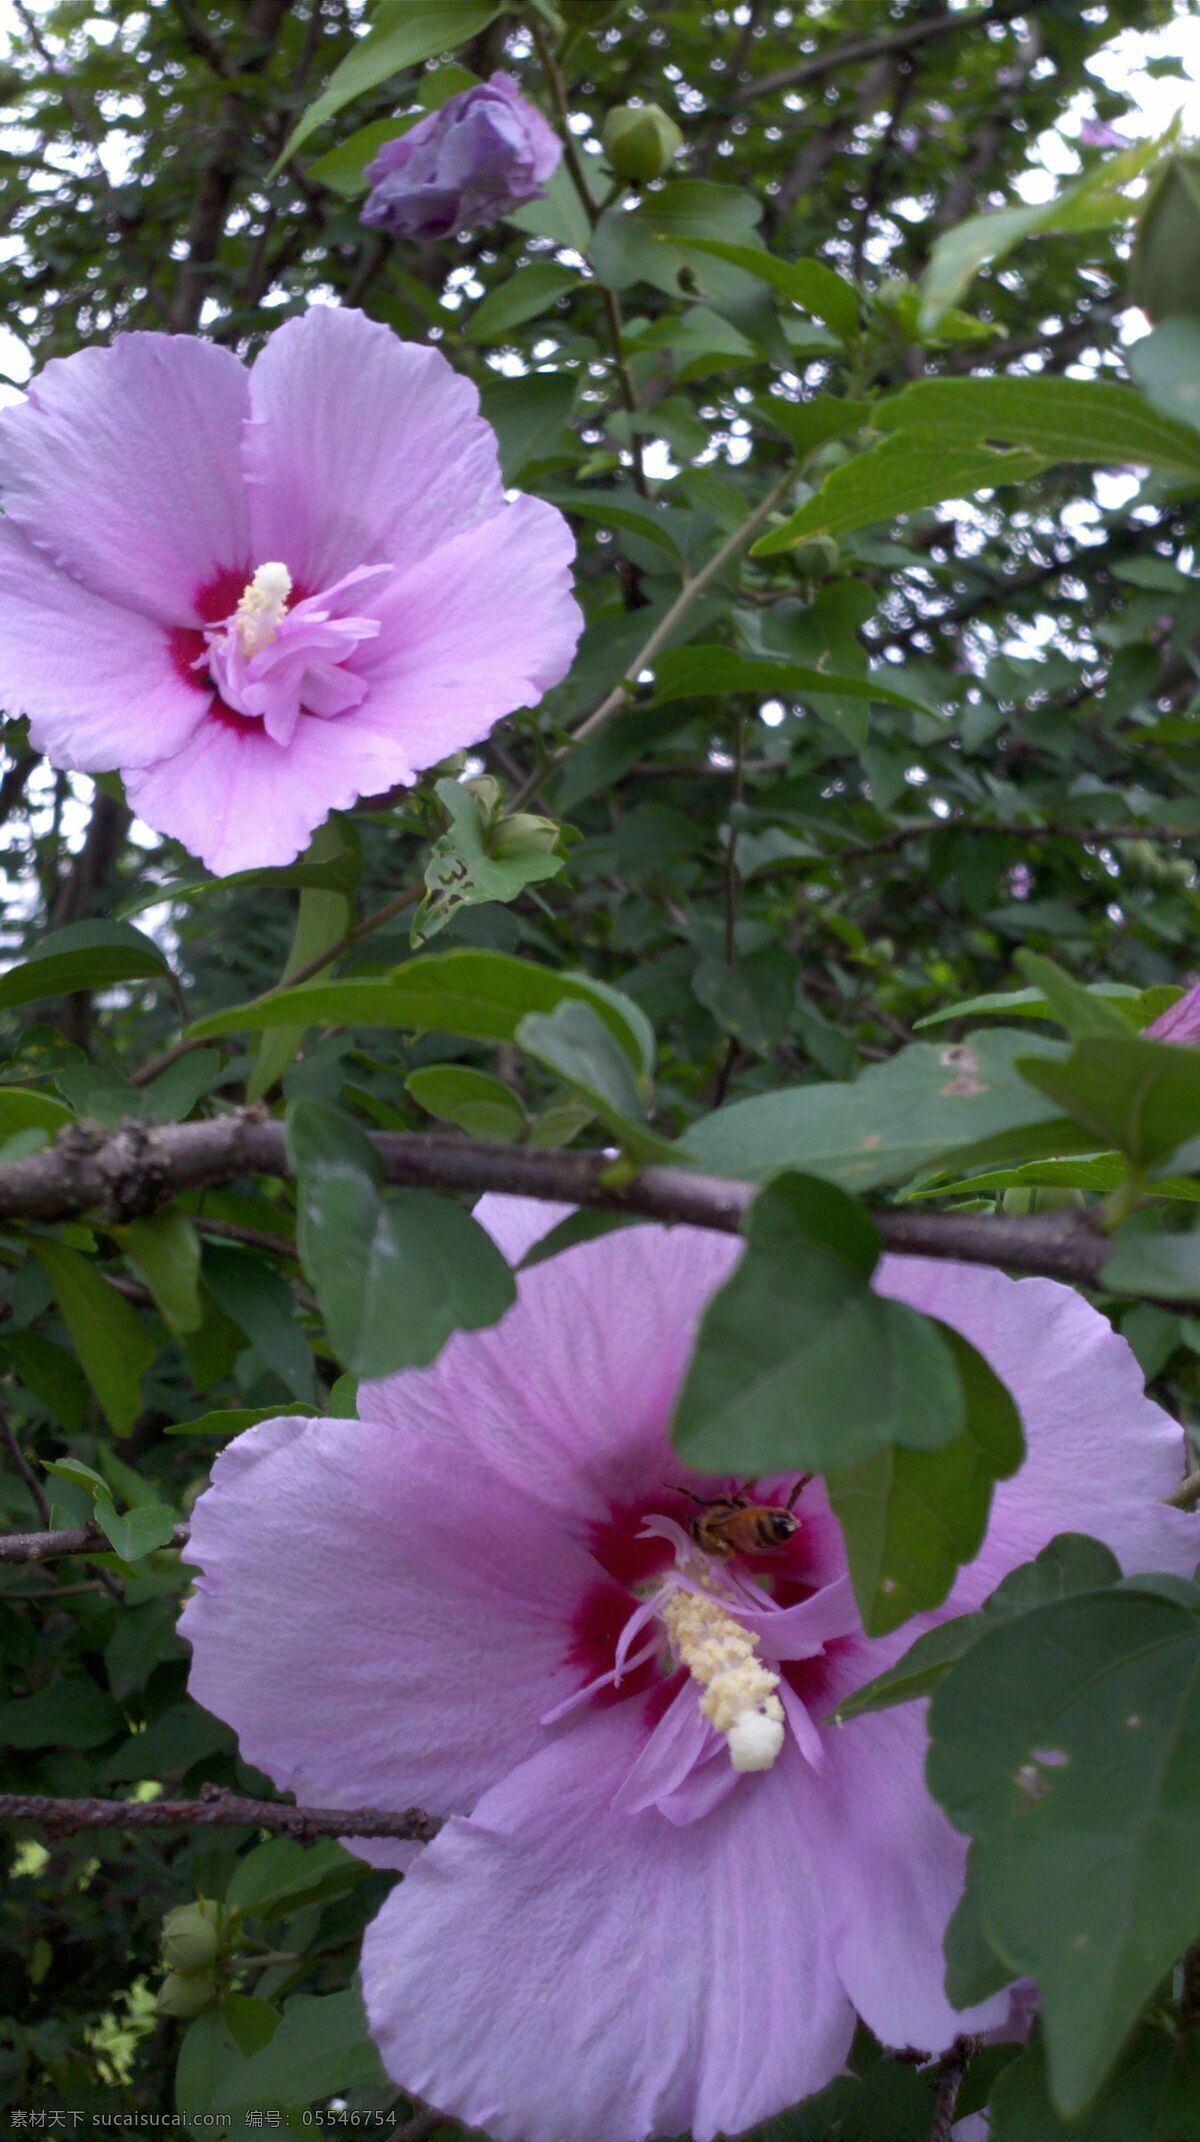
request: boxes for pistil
[234,561,293,655]
[661,1584,785,1773]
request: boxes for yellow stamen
[234,561,293,655]
[661,1586,784,1773]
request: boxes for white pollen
[728,1712,786,1772]
[235,560,293,655]
[661,1586,785,1774]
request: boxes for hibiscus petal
[876,1257,1198,1594]
[0,519,209,769]
[123,700,416,873]
[806,1696,1010,2052]
[0,335,250,628]
[181,1412,601,1835]
[360,1708,854,2142]
[244,305,506,590]
[358,1220,739,1526]
[351,493,582,770]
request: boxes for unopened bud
[157,1970,217,2020]
[1130,152,1200,322]
[491,812,562,860]
[602,103,683,183]
[161,1900,223,1974]
[789,535,841,578]
[462,775,503,823]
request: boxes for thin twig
[0,1406,51,1526]
[729,0,1043,106]
[0,1787,441,1844]
[927,2036,978,2142]
[0,1519,189,1565]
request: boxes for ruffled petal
[0,518,210,769]
[350,493,582,770]
[807,1694,1010,2052]
[181,1412,597,1829]
[358,1219,739,1527]
[244,307,505,591]
[123,700,415,873]
[0,335,250,628]
[361,1709,854,2142]
[876,1257,1197,1594]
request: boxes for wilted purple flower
[1146,978,1200,1044]
[182,1201,1194,2142]
[361,74,562,241]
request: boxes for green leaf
[273,0,500,170]
[1127,316,1200,433]
[692,947,796,1056]
[114,1211,203,1336]
[1012,952,1139,1040]
[685,1029,1068,1192]
[466,262,581,342]
[671,1173,965,1476]
[927,1582,1200,2117]
[219,1996,282,2062]
[675,241,860,339]
[1101,1223,1200,1301]
[478,370,577,481]
[0,1086,73,1136]
[92,1497,177,1561]
[1017,1036,1200,1168]
[34,1240,155,1436]
[225,1837,365,1921]
[189,949,654,1076]
[918,132,1173,328]
[827,1324,1024,1635]
[754,391,868,460]
[752,434,1044,553]
[164,1403,318,1438]
[989,2025,1200,2142]
[201,1245,315,1404]
[647,644,934,715]
[209,1987,386,2113]
[287,1099,516,1376]
[406,1063,526,1142]
[515,1000,678,1164]
[411,778,564,946]
[590,180,763,298]
[874,374,1200,480]
[0,919,174,1015]
[836,1533,1123,1720]
[0,1678,120,1748]
[915,981,1152,1031]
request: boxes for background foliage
[3,0,1200,2132]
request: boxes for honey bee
[677,1477,810,1558]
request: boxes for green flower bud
[491,813,562,860]
[1130,152,1200,323]
[602,103,683,183]
[462,775,504,823]
[161,1900,223,1974]
[1001,1185,1087,1217]
[157,1970,217,2020]
[788,535,841,579]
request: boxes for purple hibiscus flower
[0,306,581,874]
[361,74,562,242]
[181,1200,1194,2142]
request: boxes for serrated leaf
[752,434,1044,553]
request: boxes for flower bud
[491,813,562,860]
[1129,152,1200,323]
[161,1900,223,1974]
[462,775,504,823]
[157,1969,217,2020]
[361,75,562,242]
[602,103,683,183]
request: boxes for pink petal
[876,1257,1197,1596]
[244,306,506,591]
[181,1413,598,1843]
[608,1674,713,1815]
[123,699,416,873]
[0,519,209,769]
[358,1220,739,1527]
[360,1709,855,2142]
[351,493,582,770]
[806,1696,1010,2051]
[472,1192,574,1264]
[0,335,250,628]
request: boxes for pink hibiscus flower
[0,307,581,873]
[181,1200,1194,2142]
